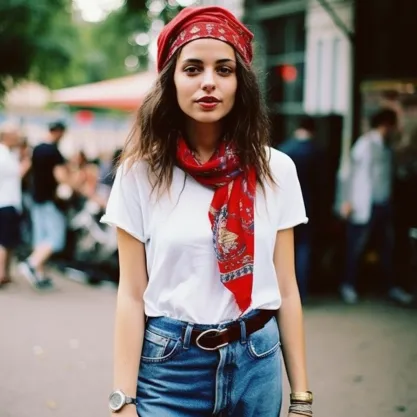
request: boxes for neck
[1,140,13,149]
[185,120,222,163]
[47,134,58,144]
[375,127,387,138]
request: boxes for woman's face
[174,38,237,125]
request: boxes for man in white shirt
[340,109,413,305]
[0,123,30,286]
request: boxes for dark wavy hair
[120,48,273,193]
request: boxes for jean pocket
[140,328,181,363]
[246,316,281,359]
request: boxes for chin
[194,115,224,124]
[189,110,230,124]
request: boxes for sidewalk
[1,273,416,417]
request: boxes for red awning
[51,72,157,111]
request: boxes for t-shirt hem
[277,216,309,231]
[100,215,146,243]
[144,301,283,324]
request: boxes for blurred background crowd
[1,0,417,306]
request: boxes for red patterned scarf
[176,137,256,312]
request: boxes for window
[263,13,305,56]
[259,8,307,142]
[257,0,285,3]
[266,63,305,104]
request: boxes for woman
[102,6,313,417]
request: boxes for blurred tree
[0,0,77,95]
[89,7,151,79]
[0,0,187,98]
[85,1,185,80]
[125,0,185,24]
[125,0,147,12]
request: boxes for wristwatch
[109,389,137,413]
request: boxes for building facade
[198,0,417,152]
[304,0,353,129]
[244,0,354,148]
[244,0,308,142]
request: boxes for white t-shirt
[101,147,307,324]
[0,144,21,211]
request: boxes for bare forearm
[277,292,309,392]
[20,160,31,177]
[113,293,145,397]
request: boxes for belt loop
[239,319,247,344]
[183,323,194,350]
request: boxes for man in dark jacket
[279,117,324,301]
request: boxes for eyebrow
[182,58,236,65]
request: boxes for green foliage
[125,0,147,12]
[0,0,76,95]
[88,7,150,81]
[0,0,186,97]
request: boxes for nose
[201,69,216,93]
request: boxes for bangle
[289,403,313,416]
[290,390,313,404]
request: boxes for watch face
[109,391,124,411]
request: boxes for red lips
[196,96,221,103]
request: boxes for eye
[217,66,234,76]
[184,66,201,75]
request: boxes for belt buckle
[196,328,228,351]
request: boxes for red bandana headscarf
[158,7,256,313]
[157,6,253,72]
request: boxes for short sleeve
[351,137,371,164]
[100,163,146,242]
[54,147,65,165]
[276,159,308,231]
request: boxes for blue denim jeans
[343,202,394,289]
[137,310,282,417]
[31,201,66,253]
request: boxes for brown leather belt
[184,310,276,351]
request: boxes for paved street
[1,271,417,417]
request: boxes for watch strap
[125,396,137,406]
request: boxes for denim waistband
[146,309,267,340]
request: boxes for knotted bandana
[176,138,256,312]
[157,6,254,72]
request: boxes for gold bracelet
[290,391,313,404]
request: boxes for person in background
[18,137,34,249]
[393,126,417,297]
[18,121,71,289]
[279,116,324,301]
[0,123,31,286]
[340,108,413,305]
[99,149,122,188]
[95,149,123,207]
[70,151,99,198]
